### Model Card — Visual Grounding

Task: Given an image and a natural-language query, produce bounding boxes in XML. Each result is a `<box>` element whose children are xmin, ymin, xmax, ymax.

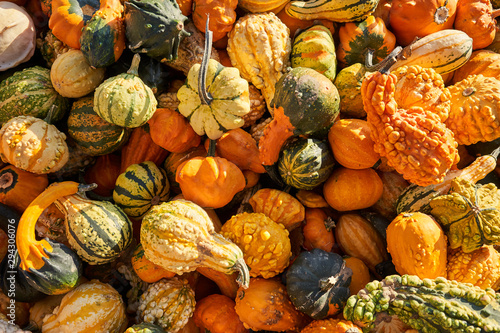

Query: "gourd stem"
<box><xmin>365</xmin><ymin>46</ymin><xmax>403</xmax><ymax>73</ymax></box>
<box><xmin>44</xmin><ymin>105</ymin><xmax>59</xmax><ymax>124</ymax></box>
<box><xmin>234</xmin><ymin>258</ymin><xmax>250</xmax><ymax>289</ymax></box>
<box><xmin>489</xmin><ymin>145</ymin><xmax>500</xmax><ymax>160</ymax></box>
<box><xmin>198</xmin><ymin>15</ymin><xmax>213</xmax><ymax>106</ymax></box>
<box><xmin>319</xmin><ymin>276</ymin><xmax>337</xmax><ymax>292</ymax></box>
<box><xmin>493</xmin><ymin>8</ymin><xmax>500</xmax><ymax>19</ymax></box>
<box><xmin>127</xmin><ymin>53</ymin><xmax>141</xmax><ymax>76</ymax></box>
<box><xmin>207</xmin><ymin>139</ymin><xmax>217</xmax><ymax>157</ymax></box>
<box><xmin>78</xmin><ymin>183</ymin><xmax>98</xmax><ymax>194</ymax></box>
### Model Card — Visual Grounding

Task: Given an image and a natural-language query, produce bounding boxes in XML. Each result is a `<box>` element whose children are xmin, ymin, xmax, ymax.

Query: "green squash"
<box><xmin>67</xmin><ymin>96</ymin><xmax>130</xmax><ymax>156</ymax></box>
<box><xmin>334</xmin><ymin>63</ymin><xmax>371</xmax><ymax>118</ymax></box>
<box><xmin>278</xmin><ymin>137</ymin><xmax>335</xmax><ymax>190</ymax></box>
<box><xmin>286</xmin><ymin>248</ymin><xmax>352</xmax><ymax>319</ymax></box>
<box><xmin>113</xmin><ymin>161</ymin><xmax>170</xmax><ymax>219</ymax></box>
<box><xmin>0</xmin><ymin>66</ymin><xmax>69</xmax><ymax>124</ymax></box>
<box><xmin>94</xmin><ymin>54</ymin><xmax>157</xmax><ymax>128</ymax></box>
<box><xmin>123</xmin><ymin>0</ymin><xmax>190</xmax><ymax>61</ymax></box>
<box><xmin>291</xmin><ymin>24</ymin><xmax>337</xmax><ymax>81</ymax></box>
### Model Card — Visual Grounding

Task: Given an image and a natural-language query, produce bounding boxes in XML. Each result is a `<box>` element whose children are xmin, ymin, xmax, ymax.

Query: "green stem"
<box><xmin>198</xmin><ymin>15</ymin><xmax>213</xmax><ymax>106</ymax></box>
<box><xmin>207</xmin><ymin>139</ymin><xmax>217</xmax><ymax>157</ymax></box>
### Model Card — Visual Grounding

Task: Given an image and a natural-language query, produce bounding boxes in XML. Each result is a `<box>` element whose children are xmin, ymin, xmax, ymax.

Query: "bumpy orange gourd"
<box><xmin>192</xmin><ymin>0</ymin><xmax>238</xmax><ymax>42</ymax></box>
<box><xmin>454</xmin><ymin>0</ymin><xmax>500</xmax><ymax>50</ymax></box>
<box><xmin>362</xmin><ymin>60</ymin><xmax>459</xmax><ymax>186</ymax></box>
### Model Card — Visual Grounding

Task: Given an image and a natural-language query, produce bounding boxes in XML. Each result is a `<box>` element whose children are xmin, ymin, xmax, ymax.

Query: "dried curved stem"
<box><xmin>198</xmin><ymin>15</ymin><xmax>213</xmax><ymax>106</ymax></box>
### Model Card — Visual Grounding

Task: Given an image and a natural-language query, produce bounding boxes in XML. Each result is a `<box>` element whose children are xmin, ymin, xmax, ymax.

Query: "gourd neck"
<box><xmin>493</xmin><ymin>8</ymin><xmax>500</xmax><ymax>19</ymax></box>
<box><xmin>234</xmin><ymin>258</ymin><xmax>250</xmax><ymax>289</ymax></box>
<box><xmin>127</xmin><ymin>53</ymin><xmax>141</xmax><ymax>76</ymax></box>
<box><xmin>198</xmin><ymin>16</ymin><xmax>213</xmax><ymax>106</ymax></box>
<box><xmin>365</xmin><ymin>46</ymin><xmax>403</xmax><ymax>74</ymax></box>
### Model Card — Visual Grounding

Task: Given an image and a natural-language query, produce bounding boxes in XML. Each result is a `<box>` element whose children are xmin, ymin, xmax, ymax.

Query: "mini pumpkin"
<box><xmin>192</xmin><ymin>0</ymin><xmax>238</xmax><ymax>42</ymax></box>
<box><xmin>193</xmin><ymin>294</ymin><xmax>247</xmax><ymax>333</ymax></box>
<box><xmin>454</xmin><ymin>0</ymin><xmax>500</xmax><ymax>49</ymax></box>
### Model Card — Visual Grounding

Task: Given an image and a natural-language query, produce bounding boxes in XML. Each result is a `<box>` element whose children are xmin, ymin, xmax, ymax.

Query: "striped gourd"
<box><xmin>0</xmin><ymin>66</ymin><xmax>69</xmax><ymax>124</ymax></box>
<box><xmin>285</xmin><ymin>0</ymin><xmax>379</xmax><ymax>22</ymax></box>
<box><xmin>278</xmin><ymin>137</ymin><xmax>335</xmax><ymax>190</ymax></box>
<box><xmin>113</xmin><ymin>161</ymin><xmax>170</xmax><ymax>219</ymax></box>
<box><xmin>238</xmin><ymin>0</ymin><xmax>290</xmax><ymax>12</ymax></box>
<box><xmin>42</xmin><ymin>280</ymin><xmax>128</xmax><ymax>333</ymax></box>
<box><xmin>67</xmin><ymin>96</ymin><xmax>129</xmax><ymax>156</ymax></box>
<box><xmin>388</xmin><ymin>29</ymin><xmax>473</xmax><ymax>74</ymax></box>
<box><xmin>55</xmin><ymin>192</ymin><xmax>133</xmax><ymax>265</ymax></box>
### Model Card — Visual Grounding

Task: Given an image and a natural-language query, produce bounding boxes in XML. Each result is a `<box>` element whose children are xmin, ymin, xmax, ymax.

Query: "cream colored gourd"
<box><xmin>50</xmin><ymin>50</ymin><xmax>106</xmax><ymax>98</ymax></box>
<box><xmin>0</xmin><ymin>116</ymin><xmax>69</xmax><ymax>174</ymax></box>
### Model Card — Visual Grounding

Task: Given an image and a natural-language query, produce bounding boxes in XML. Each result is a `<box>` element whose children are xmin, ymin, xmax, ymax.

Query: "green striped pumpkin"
<box><xmin>94</xmin><ymin>54</ymin><xmax>157</xmax><ymax>128</ymax></box>
<box><xmin>67</xmin><ymin>96</ymin><xmax>129</xmax><ymax>156</ymax></box>
<box><xmin>113</xmin><ymin>161</ymin><xmax>170</xmax><ymax>219</ymax></box>
<box><xmin>286</xmin><ymin>0</ymin><xmax>378</xmax><ymax>22</ymax></box>
<box><xmin>278</xmin><ymin>137</ymin><xmax>335</xmax><ymax>190</ymax></box>
<box><xmin>56</xmin><ymin>193</ymin><xmax>133</xmax><ymax>265</ymax></box>
<box><xmin>0</xmin><ymin>66</ymin><xmax>69</xmax><ymax>124</ymax></box>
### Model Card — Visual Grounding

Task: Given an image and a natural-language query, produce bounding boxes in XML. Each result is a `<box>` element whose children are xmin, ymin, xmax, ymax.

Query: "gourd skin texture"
<box><xmin>221</xmin><ymin>212</ymin><xmax>292</xmax><ymax>279</ymax></box>
<box><xmin>344</xmin><ymin>274</ymin><xmax>500</xmax><ymax>332</ymax></box>
<box><xmin>177</xmin><ymin>59</ymin><xmax>250</xmax><ymax>140</ymax></box>
<box><xmin>452</xmin><ymin>50</ymin><xmax>500</xmax><ymax>84</ymax></box>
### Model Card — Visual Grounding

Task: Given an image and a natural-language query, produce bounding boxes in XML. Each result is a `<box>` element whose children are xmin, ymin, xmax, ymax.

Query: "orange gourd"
<box><xmin>454</xmin><ymin>0</ymin><xmax>500</xmax><ymax>49</ymax></box>
<box><xmin>131</xmin><ymin>243</ymin><xmax>176</xmax><ymax>283</ymax></box>
<box><xmin>343</xmin><ymin>256</ymin><xmax>371</xmax><ymax>295</ymax></box>
<box><xmin>302</xmin><ymin>208</ymin><xmax>335</xmax><ymax>252</ymax></box>
<box><xmin>192</xmin><ymin>0</ymin><xmax>238</xmax><ymax>42</ymax></box>
<box><xmin>193</xmin><ymin>294</ymin><xmax>247</xmax><ymax>333</ymax></box>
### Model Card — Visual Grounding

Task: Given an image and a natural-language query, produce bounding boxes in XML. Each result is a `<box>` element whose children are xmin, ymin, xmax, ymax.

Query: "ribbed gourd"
<box><xmin>94</xmin><ymin>54</ymin><xmax>157</xmax><ymax>128</ymax></box>
<box><xmin>220</xmin><ymin>212</ymin><xmax>292</xmax><ymax>279</ymax></box>
<box><xmin>285</xmin><ymin>0</ymin><xmax>379</xmax><ymax>22</ymax></box>
<box><xmin>344</xmin><ymin>274</ymin><xmax>500</xmax><ymax>332</ymax></box>
<box><xmin>137</xmin><ymin>277</ymin><xmax>196</xmax><ymax>332</ymax></box>
<box><xmin>113</xmin><ymin>161</ymin><xmax>170</xmax><ymax>219</ymax></box>
<box><xmin>140</xmin><ymin>200</ymin><xmax>250</xmax><ymax>288</ymax></box>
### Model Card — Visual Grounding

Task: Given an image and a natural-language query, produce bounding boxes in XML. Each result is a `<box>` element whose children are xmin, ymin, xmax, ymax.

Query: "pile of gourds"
<box><xmin>1</xmin><ymin>0</ymin><xmax>500</xmax><ymax>331</ymax></box>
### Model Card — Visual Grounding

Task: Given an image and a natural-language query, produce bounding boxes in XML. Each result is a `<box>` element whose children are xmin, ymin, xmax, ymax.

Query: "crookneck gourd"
<box><xmin>17</xmin><ymin>181</ymin><xmax>86</xmax><ymax>295</ymax></box>
<box><xmin>361</xmin><ymin>48</ymin><xmax>459</xmax><ymax>186</ymax></box>
<box><xmin>344</xmin><ymin>274</ymin><xmax>500</xmax><ymax>332</ymax></box>
<box><xmin>140</xmin><ymin>199</ymin><xmax>250</xmax><ymax>288</ymax></box>
<box><xmin>430</xmin><ymin>177</ymin><xmax>500</xmax><ymax>253</ymax></box>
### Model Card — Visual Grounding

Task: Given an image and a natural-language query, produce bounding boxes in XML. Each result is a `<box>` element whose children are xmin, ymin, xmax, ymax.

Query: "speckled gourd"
<box><xmin>227</xmin><ymin>12</ymin><xmax>292</xmax><ymax>113</ymax></box>
<box><xmin>0</xmin><ymin>116</ymin><xmax>69</xmax><ymax>174</ymax></box>
<box><xmin>220</xmin><ymin>212</ymin><xmax>292</xmax><ymax>279</ymax></box>
<box><xmin>343</xmin><ymin>274</ymin><xmax>500</xmax><ymax>332</ymax></box>
<box><xmin>137</xmin><ymin>277</ymin><xmax>196</xmax><ymax>332</ymax></box>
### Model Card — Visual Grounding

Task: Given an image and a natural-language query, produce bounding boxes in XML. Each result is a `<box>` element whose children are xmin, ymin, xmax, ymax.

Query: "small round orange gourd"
<box><xmin>193</xmin><ymin>294</ymin><xmax>247</xmax><ymax>333</ymax></box>
<box><xmin>300</xmin><ymin>318</ymin><xmax>362</xmax><ymax>333</ymax></box>
<box><xmin>302</xmin><ymin>208</ymin><xmax>335</xmax><ymax>252</ymax></box>
<box><xmin>343</xmin><ymin>256</ymin><xmax>371</xmax><ymax>295</ymax></box>
<box><xmin>131</xmin><ymin>243</ymin><xmax>176</xmax><ymax>283</ymax></box>
<box><xmin>192</xmin><ymin>0</ymin><xmax>238</xmax><ymax>42</ymax></box>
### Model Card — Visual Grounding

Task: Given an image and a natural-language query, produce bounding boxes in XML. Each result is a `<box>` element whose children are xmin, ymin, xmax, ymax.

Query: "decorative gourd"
<box><xmin>240</xmin><ymin>85</ymin><xmax>267</xmax><ymax>128</ymax></box>
<box><xmin>372</xmin><ymin>171</ymin><xmax>410</xmax><ymax>220</ymax></box>
<box><xmin>125</xmin><ymin>323</ymin><xmax>166</xmax><ymax>333</ymax></box>
<box><xmin>328</xmin><ymin>118</ymin><xmax>380</xmax><ymax>169</ymax></box>
<box><xmin>388</xmin><ymin>29</ymin><xmax>473</xmax><ymax>75</ymax></box>
<box><xmin>389</xmin><ymin>0</ymin><xmax>457</xmax><ymax>46</ymax></box>
<box><xmin>138</xmin><ymin>277</ymin><xmax>195</xmax><ymax>332</ymax></box>
<box><xmin>83</xmin><ymin>153</ymin><xmax>121</xmax><ymax>197</ymax></box>
<box><xmin>176</xmin><ymin>0</ymin><xmax>192</xmax><ymax>16</ymax></box>
<box><xmin>447</xmin><ymin>245</ymin><xmax>500</xmax><ymax>290</ymax></box>
<box><xmin>323</xmin><ymin>167</ymin><xmax>383</xmax><ymax>211</ymax></box>
<box><xmin>277</xmin><ymin>137</ymin><xmax>335</xmax><ymax>190</ymax></box>
<box><xmin>94</xmin><ymin>54</ymin><xmax>157</xmax><ymax>128</ymax></box>
<box><xmin>79</xmin><ymin>0</ymin><xmax>126</xmax><ymax>68</ymax></box>
<box><xmin>131</xmin><ymin>243</ymin><xmax>175</xmax><ymax>283</ymax></box>
<box><xmin>337</xmin><ymin>15</ymin><xmax>396</xmax><ymax>68</ymax></box>
<box><xmin>344</xmin><ymin>274</ymin><xmax>500</xmax><ymax>332</ymax></box>
<box><xmin>42</xmin><ymin>280</ymin><xmax>128</xmax><ymax>333</ymax></box>
<box><xmin>193</xmin><ymin>294</ymin><xmax>247</xmax><ymax>333</ymax></box>
<box><xmin>148</xmin><ymin>108</ymin><xmax>201</xmax><ymax>154</ymax></box>
<box><xmin>221</xmin><ymin>212</ymin><xmax>292</xmax><ymax>278</ymax></box>
<box><xmin>291</xmin><ymin>24</ymin><xmax>337</xmax><ymax>81</ymax></box>
<box><xmin>362</xmin><ymin>50</ymin><xmax>459</xmax><ymax>186</ymax></box>
<box><xmin>335</xmin><ymin>213</ymin><xmax>389</xmax><ymax>273</ymax></box>
<box><xmin>163</xmin><ymin>145</ymin><xmax>206</xmax><ymax>194</ymax></box>
<box><xmin>452</xmin><ymin>50</ymin><xmax>500</xmax><ymax>84</ymax></box>
<box><xmin>454</xmin><ymin>0</ymin><xmax>500</xmax><ymax>50</ymax></box>
<box><xmin>37</xmin><ymin>30</ymin><xmax>70</xmax><ymax>67</ymax></box>
<box><xmin>300</xmin><ymin>319</ymin><xmax>362</xmax><ymax>333</ymax></box>
<box><xmin>276</xmin><ymin>6</ymin><xmax>336</xmax><ymax>37</ymax></box>
<box><xmin>0</xmin><ymin>66</ymin><xmax>69</xmax><ymax>124</ymax></box>
<box><xmin>234</xmin><ymin>277</ymin><xmax>309</xmax><ymax>332</ymax></box>
<box><xmin>196</xmin><ymin>266</ymin><xmax>240</xmax><ymax>299</ymax></box>
<box><xmin>192</xmin><ymin>0</ymin><xmax>238</xmax><ymax>42</ymax></box>
<box><xmin>285</xmin><ymin>0</ymin><xmax>379</xmax><ymax>22</ymax></box>
<box><xmin>238</xmin><ymin>0</ymin><xmax>291</xmax><ymax>13</ymax></box>
<box><xmin>0</xmin><ymin>165</ymin><xmax>48</xmax><ymax>213</ymax></box>
<box><xmin>113</xmin><ymin>161</ymin><xmax>170</xmax><ymax>219</ymax></box>
<box><xmin>227</xmin><ymin>12</ymin><xmax>291</xmax><ymax>112</ymax></box>
<box><xmin>249</xmin><ymin>188</ymin><xmax>305</xmax><ymax>231</ymax></box>
<box><xmin>120</xmin><ymin>125</ymin><xmax>169</xmax><ymax>174</ymax></box>
<box><xmin>176</xmin><ymin>156</ymin><xmax>246</xmax><ymax>209</ymax></box>
<box><xmin>295</xmin><ymin>190</ymin><xmax>329</xmax><ymax>208</ymax></box>
<box><xmin>344</xmin><ymin>256</ymin><xmax>371</xmax><ymax>296</ymax></box>
<box><xmin>28</xmin><ymin>294</ymin><xmax>65</xmax><ymax>331</ymax></box>
<box><xmin>68</xmin><ymin>96</ymin><xmax>129</xmax><ymax>156</ymax></box>
<box><xmin>17</xmin><ymin>182</ymin><xmax>84</xmax><ymax>295</ymax></box>
<box><xmin>0</xmin><ymin>2</ymin><xmax>36</xmax><ymax>71</ymax></box>
<box><xmin>258</xmin><ymin>66</ymin><xmax>340</xmax><ymax>167</ymax></box>
<box><xmin>124</xmin><ymin>0</ymin><xmax>190</xmax><ymax>61</ymax></box>
<box><xmin>140</xmin><ymin>200</ymin><xmax>250</xmax><ymax>288</ymax></box>
<box><xmin>0</xmin><ymin>116</ymin><xmax>69</xmax><ymax>174</ymax></box>
<box><xmin>334</xmin><ymin>63</ymin><xmax>371</xmax><ymax>118</ymax></box>
<box><xmin>55</xmin><ymin>189</ymin><xmax>133</xmax><ymax>265</ymax></box>
<box><xmin>386</xmin><ymin>212</ymin><xmax>448</xmax><ymax>279</ymax></box>
<box><xmin>430</xmin><ymin>177</ymin><xmax>500</xmax><ymax>253</ymax></box>
<box><xmin>445</xmin><ymin>74</ymin><xmax>500</xmax><ymax>145</ymax></box>
<box><xmin>302</xmin><ymin>208</ymin><xmax>335</xmax><ymax>252</ymax></box>
<box><xmin>286</xmin><ymin>248</ymin><xmax>352</xmax><ymax>319</ymax></box>
<box><xmin>209</xmin><ymin>128</ymin><xmax>265</xmax><ymax>173</ymax></box>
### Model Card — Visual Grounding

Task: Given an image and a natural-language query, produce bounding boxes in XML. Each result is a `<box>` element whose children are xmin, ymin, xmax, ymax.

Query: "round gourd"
<box><xmin>67</xmin><ymin>96</ymin><xmax>129</xmax><ymax>156</ymax></box>
<box><xmin>334</xmin><ymin>63</ymin><xmax>371</xmax><ymax>118</ymax></box>
<box><xmin>50</xmin><ymin>49</ymin><xmax>106</xmax><ymax>98</ymax></box>
<box><xmin>193</xmin><ymin>294</ymin><xmax>247</xmax><ymax>333</ymax></box>
<box><xmin>301</xmin><ymin>319</ymin><xmax>362</xmax><ymax>333</ymax></box>
<box><xmin>278</xmin><ymin>137</ymin><xmax>335</xmax><ymax>190</ymax></box>
<box><xmin>125</xmin><ymin>323</ymin><xmax>166</xmax><ymax>333</ymax></box>
<box><xmin>113</xmin><ymin>161</ymin><xmax>170</xmax><ymax>219</ymax></box>
<box><xmin>94</xmin><ymin>54</ymin><xmax>157</xmax><ymax>128</ymax></box>
<box><xmin>0</xmin><ymin>66</ymin><xmax>69</xmax><ymax>124</ymax></box>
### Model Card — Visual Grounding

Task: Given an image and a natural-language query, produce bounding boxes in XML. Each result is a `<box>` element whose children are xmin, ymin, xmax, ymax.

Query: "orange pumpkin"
<box><xmin>302</xmin><ymin>208</ymin><xmax>335</xmax><ymax>252</ymax></box>
<box><xmin>300</xmin><ymin>318</ymin><xmax>362</xmax><ymax>333</ymax></box>
<box><xmin>163</xmin><ymin>145</ymin><xmax>207</xmax><ymax>194</ymax></box>
<box><xmin>176</xmin><ymin>0</ymin><xmax>193</xmax><ymax>16</ymax></box>
<box><xmin>193</xmin><ymin>294</ymin><xmax>247</xmax><ymax>333</ymax></box>
<box><xmin>343</xmin><ymin>256</ymin><xmax>371</xmax><ymax>295</ymax></box>
<box><xmin>454</xmin><ymin>0</ymin><xmax>500</xmax><ymax>49</ymax></box>
<box><xmin>192</xmin><ymin>0</ymin><xmax>238</xmax><ymax>42</ymax></box>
